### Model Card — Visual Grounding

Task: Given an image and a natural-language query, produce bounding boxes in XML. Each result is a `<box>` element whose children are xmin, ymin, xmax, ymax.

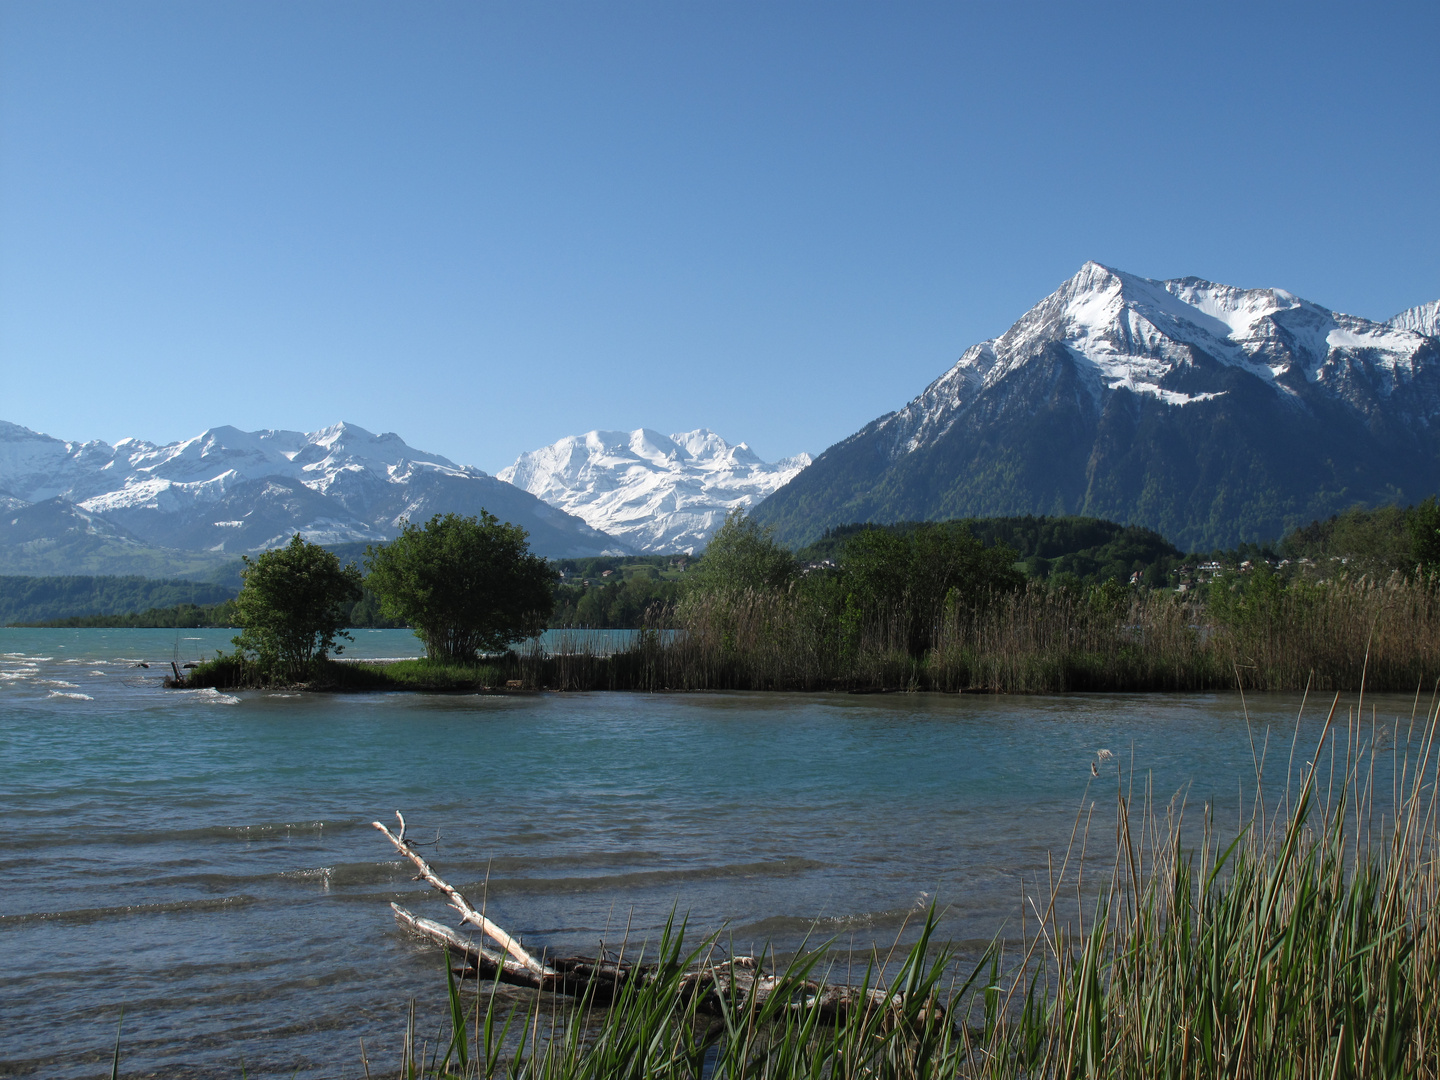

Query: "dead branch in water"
<box><xmin>374</xmin><ymin>811</ymin><xmax>920</xmax><ymax>1021</ymax></box>
<box><xmin>373</xmin><ymin>812</ymin><xmax>552</xmax><ymax>978</ymax></box>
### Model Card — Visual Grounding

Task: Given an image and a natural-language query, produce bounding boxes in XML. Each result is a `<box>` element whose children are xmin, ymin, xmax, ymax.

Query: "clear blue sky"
<box><xmin>2</xmin><ymin>1</ymin><xmax>1436</xmax><ymax>473</ymax></box>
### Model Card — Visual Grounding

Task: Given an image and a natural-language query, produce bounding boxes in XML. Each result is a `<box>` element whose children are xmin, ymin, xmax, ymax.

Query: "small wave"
<box><xmin>279</xmin><ymin>866</ymin><xmax>336</xmax><ymax>891</ymax></box>
<box><xmin>461</xmin><ymin>858</ymin><xmax>828</xmax><ymax>897</ymax></box>
<box><xmin>0</xmin><ymin>894</ymin><xmax>257</xmax><ymax>926</ymax></box>
<box><xmin>36</xmin><ymin>680</ymin><xmax>79</xmax><ymax>688</ymax></box>
<box><xmin>267</xmin><ymin>692</ymin><xmax>302</xmax><ymax>698</ymax></box>
<box><xmin>0</xmin><ymin>819</ymin><xmax>349</xmax><ymax>852</ymax></box>
<box><xmin>323</xmin><ymin>860</ymin><xmax>411</xmax><ymax>887</ymax></box>
<box><xmin>731</xmin><ymin>905</ymin><xmax>927</xmax><ymax>940</ymax></box>
<box><xmin>87</xmin><ymin>669</ymin><xmax>107</xmax><ymax>676</ymax></box>
<box><xmin>46</xmin><ymin>691</ymin><xmax>94</xmax><ymax>701</ymax></box>
<box><xmin>182</xmin><ymin>687</ymin><xmax>241</xmax><ymax>704</ymax></box>
<box><xmin>176</xmin><ymin>819</ymin><xmax>335</xmax><ymax>842</ymax></box>
<box><xmin>0</xmin><ymin>671</ymin><xmax>32</xmax><ymax>681</ymax></box>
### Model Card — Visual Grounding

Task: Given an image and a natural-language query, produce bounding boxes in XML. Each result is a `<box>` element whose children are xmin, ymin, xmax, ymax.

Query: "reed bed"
<box><xmin>496</xmin><ymin>574</ymin><xmax>1440</xmax><ymax>694</ymax></box>
<box><xmin>389</xmin><ymin>689</ymin><xmax>1440</xmax><ymax>1079</ymax></box>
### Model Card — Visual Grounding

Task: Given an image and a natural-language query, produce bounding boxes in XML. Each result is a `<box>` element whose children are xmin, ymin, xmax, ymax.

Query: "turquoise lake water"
<box><xmin>0</xmin><ymin>627</ymin><xmax>1414</xmax><ymax>1077</ymax></box>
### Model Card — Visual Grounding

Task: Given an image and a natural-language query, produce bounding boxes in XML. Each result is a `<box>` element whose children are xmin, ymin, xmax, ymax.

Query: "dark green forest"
<box><xmin>798</xmin><ymin>515</ymin><xmax>1186</xmax><ymax>587</ymax></box>
<box><xmin>0</xmin><ymin>575</ymin><xmax>237</xmax><ymax>626</ymax></box>
<box><xmin>8</xmin><ymin>503</ymin><xmax>1439</xmax><ymax>629</ymax></box>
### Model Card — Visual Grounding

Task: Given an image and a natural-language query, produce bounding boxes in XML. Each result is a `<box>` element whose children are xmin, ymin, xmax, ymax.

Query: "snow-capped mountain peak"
<box><xmin>879</xmin><ymin>262</ymin><xmax>1435</xmax><ymax>458</ymax></box>
<box><xmin>751</xmin><ymin>262</ymin><xmax>1440</xmax><ymax>552</ymax></box>
<box><xmin>499</xmin><ymin>428</ymin><xmax>811</xmax><ymax>553</ymax></box>
<box><xmin>100</xmin><ymin>421</ymin><xmax>482</xmax><ymax>503</ymax></box>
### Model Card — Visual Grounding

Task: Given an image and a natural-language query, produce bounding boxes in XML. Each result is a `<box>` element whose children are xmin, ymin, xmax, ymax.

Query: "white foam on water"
<box><xmin>185</xmin><ymin>687</ymin><xmax>241</xmax><ymax>705</ymax></box>
<box><xmin>36</xmin><ymin>680</ymin><xmax>79</xmax><ymax>688</ymax></box>
<box><xmin>46</xmin><ymin>691</ymin><xmax>94</xmax><ymax>701</ymax></box>
<box><xmin>87</xmin><ymin>670</ymin><xmax>107</xmax><ymax>676</ymax></box>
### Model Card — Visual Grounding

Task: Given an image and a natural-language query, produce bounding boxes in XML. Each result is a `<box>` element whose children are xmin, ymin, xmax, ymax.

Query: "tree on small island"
<box><xmin>364</xmin><ymin>511</ymin><xmax>557</xmax><ymax>662</ymax></box>
<box><xmin>232</xmin><ymin>534</ymin><xmax>363</xmax><ymax>680</ymax></box>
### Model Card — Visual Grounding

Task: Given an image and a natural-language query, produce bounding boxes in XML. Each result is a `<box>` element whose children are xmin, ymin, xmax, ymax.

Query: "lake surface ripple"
<box><xmin>0</xmin><ymin>628</ymin><xmax>1408</xmax><ymax>1077</ymax></box>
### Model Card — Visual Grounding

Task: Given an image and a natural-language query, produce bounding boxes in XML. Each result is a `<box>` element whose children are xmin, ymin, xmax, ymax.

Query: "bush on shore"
<box><xmin>184</xmin><ymin>655</ymin><xmax>509</xmax><ymax>692</ymax></box>
<box><xmin>364</xmin><ymin>512</ymin><xmax>557</xmax><ymax>663</ymax></box>
<box><xmin>231</xmin><ymin>534</ymin><xmax>363</xmax><ymax>681</ymax></box>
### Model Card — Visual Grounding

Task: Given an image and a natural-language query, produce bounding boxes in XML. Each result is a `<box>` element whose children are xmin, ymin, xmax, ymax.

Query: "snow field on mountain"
<box><xmin>499</xmin><ymin>428</ymin><xmax>811</xmax><ymax>553</ymax></box>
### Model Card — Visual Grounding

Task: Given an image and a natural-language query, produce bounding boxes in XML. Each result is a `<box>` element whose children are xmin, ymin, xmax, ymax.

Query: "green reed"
<box><xmin>392</xmin><ymin>690</ymin><xmax>1440</xmax><ymax>1079</ymax></box>
<box><xmin>532</xmin><ymin>573</ymin><xmax>1440</xmax><ymax>693</ymax></box>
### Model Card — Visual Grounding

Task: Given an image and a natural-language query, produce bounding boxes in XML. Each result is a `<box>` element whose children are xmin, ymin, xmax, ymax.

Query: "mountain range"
<box><xmin>0</xmin><ymin>421</ymin><xmax>624</xmax><ymax>575</ymax></box>
<box><xmin>499</xmin><ymin>429</ymin><xmax>810</xmax><ymax>553</ymax></box>
<box><xmin>752</xmin><ymin>263</ymin><xmax>1440</xmax><ymax>550</ymax></box>
<box><xmin>6</xmin><ymin>263</ymin><xmax>1438</xmax><ymax>575</ymax></box>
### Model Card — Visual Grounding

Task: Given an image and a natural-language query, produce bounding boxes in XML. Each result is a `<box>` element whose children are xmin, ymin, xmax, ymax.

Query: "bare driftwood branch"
<box><xmin>377</xmin><ymin>812</ymin><xmax>927</xmax><ymax>1022</ymax></box>
<box><xmin>373</xmin><ymin>812</ymin><xmax>554</xmax><ymax>978</ymax></box>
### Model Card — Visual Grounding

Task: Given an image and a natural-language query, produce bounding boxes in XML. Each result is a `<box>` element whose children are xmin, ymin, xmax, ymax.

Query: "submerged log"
<box><xmin>375</xmin><ymin>812</ymin><xmax>923</xmax><ymax>1022</ymax></box>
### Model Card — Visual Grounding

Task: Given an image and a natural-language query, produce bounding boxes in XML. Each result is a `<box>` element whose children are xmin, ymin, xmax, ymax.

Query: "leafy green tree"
<box><xmin>689</xmin><ymin>510</ymin><xmax>796</xmax><ymax>595</ymax></box>
<box><xmin>839</xmin><ymin>522</ymin><xmax>1022</xmax><ymax>655</ymax></box>
<box><xmin>1407</xmin><ymin>497</ymin><xmax>1440</xmax><ymax>571</ymax></box>
<box><xmin>1282</xmin><ymin>504</ymin><xmax>1414</xmax><ymax>573</ymax></box>
<box><xmin>364</xmin><ymin>512</ymin><xmax>557</xmax><ymax>662</ymax></box>
<box><xmin>232</xmin><ymin>534</ymin><xmax>363</xmax><ymax>680</ymax></box>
